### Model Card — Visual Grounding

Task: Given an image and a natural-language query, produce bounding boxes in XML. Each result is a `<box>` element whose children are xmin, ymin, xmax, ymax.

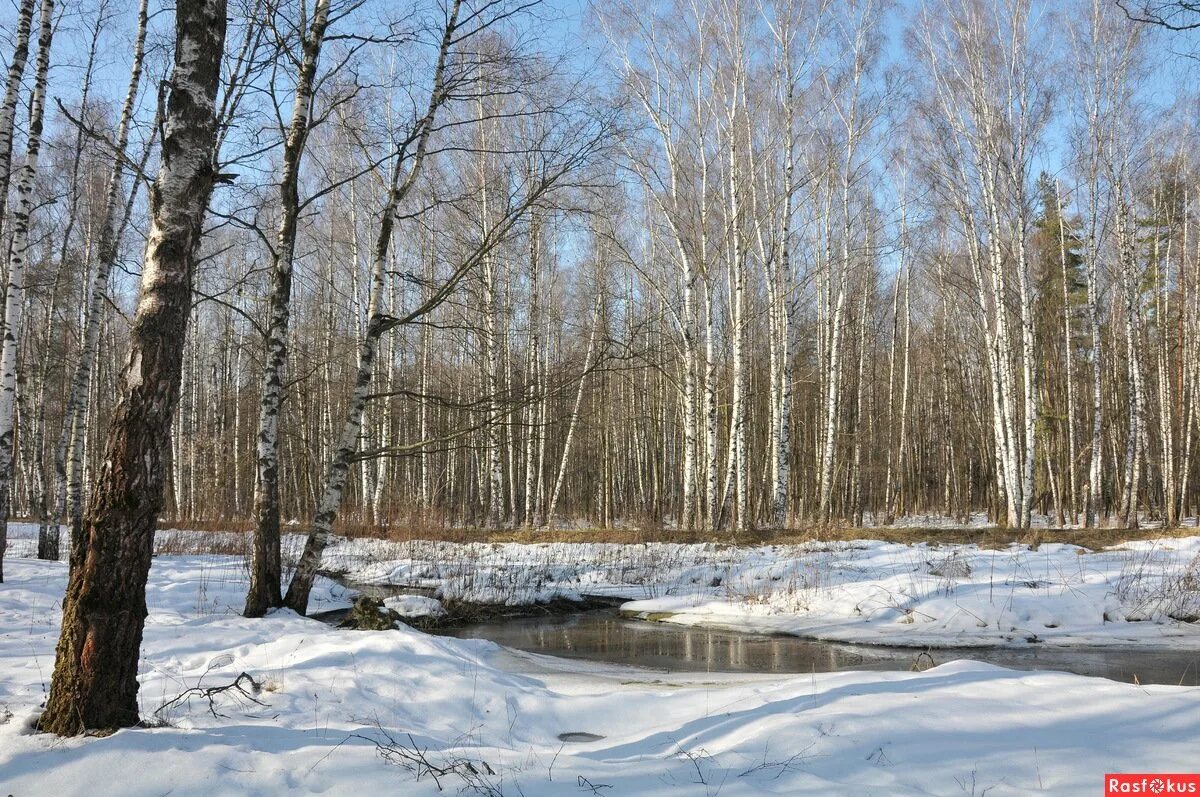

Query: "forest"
<box><xmin>0</xmin><ymin>1</ymin><xmax>1199</xmax><ymax>791</ymax></box>
<box><xmin>0</xmin><ymin>0</ymin><xmax>1197</xmax><ymax>561</ymax></box>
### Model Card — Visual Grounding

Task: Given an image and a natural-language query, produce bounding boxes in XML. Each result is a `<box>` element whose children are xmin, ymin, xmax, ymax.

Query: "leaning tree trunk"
<box><xmin>283</xmin><ymin>0</ymin><xmax>462</xmax><ymax>614</ymax></box>
<box><xmin>40</xmin><ymin>0</ymin><xmax>226</xmax><ymax>735</ymax></box>
<box><xmin>284</xmin><ymin>313</ymin><xmax>394</xmax><ymax>614</ymax></box>
<box><xmin>245</xmin><ymin>0</ymin><xmax>332</xmax><ymax>618</ymax></box>
<box><xmin>0</xmin><ymin>0</ymin><xmax>53</xmax><ymax>583</ymax></box>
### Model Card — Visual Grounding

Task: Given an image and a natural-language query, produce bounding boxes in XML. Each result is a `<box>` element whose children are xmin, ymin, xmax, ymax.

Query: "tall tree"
<box><xmin>282</xmin><ymin>0</ymin><xmax>464</xmax><ymax>613</ymax></box>
<box><xmin>244</xmin><ymin>0</ymin><xmax>334</xmax><ymax>618</ymax></box>
<box><xmin>0</xmin><ymin>0</ymin><xmax>36</xmax><ymax>235</ymax></box>
<box><xmin>40</xmin><ymin>0</ymin><xmax>227</xmax><ymax>735</ymax></box>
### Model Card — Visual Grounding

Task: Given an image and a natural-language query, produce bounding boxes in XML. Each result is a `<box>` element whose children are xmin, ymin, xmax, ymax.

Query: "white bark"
<box><xmin>0</xmin><ymin>0</ymin><xmax>52</xmax><ymax>581</ymax></box>
<box><xmin>245</xmin><ymin>0</ymin><xmax>332</xmax><ymax>616</ymax></box>
<box><xmin>0</xmin><ymin>0</ymin><xmax>36</xmax><ymax>234</ymax></box>
<box><xmin>1056</xmin><ymin>180</ymin><xmax>1080</xmax><ymax>524</ymax></box>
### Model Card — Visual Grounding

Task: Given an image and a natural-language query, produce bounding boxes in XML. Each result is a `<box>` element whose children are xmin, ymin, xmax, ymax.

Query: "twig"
<box><xmin>154</xmin><ymin>670</ymin><xmax>266</xmax><ymax>721</ymax></box>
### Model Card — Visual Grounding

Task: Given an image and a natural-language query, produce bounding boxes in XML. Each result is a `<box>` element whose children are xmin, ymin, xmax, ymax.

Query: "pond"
<box><xmin>433</xmin><ymin>608</ymin><xmax>1200</xmax><ymax>687</ymax></box>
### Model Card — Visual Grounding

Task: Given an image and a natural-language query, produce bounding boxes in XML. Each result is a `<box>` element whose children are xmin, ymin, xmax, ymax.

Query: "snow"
<box><xmin>383</xmin><ymin>594</ymin><xmax>446</xmax><ymax>618</ymax></box>
<box><xmin>8</xmin><ymin>522</ymin><xmax>1200</xmax><ymax>642</ymax></box>
<box><xmin>860</xmin><ymin>512</ymin><xmax>1200</xmax><ymax>530</ymax></box>
<box><xmin>620</xmin><ymin>538</ymin><xmax>1200</xmax><ymax>648</ymax></box>
<box><xmin>2</xmin><ymin>553</ymin><xmax>1199</xmax><ymax>795</ymax></box>
<box><xmin>258</xmin><ymin>529</ymin><xmax>1200</xmax><ymax>647</ymax></box>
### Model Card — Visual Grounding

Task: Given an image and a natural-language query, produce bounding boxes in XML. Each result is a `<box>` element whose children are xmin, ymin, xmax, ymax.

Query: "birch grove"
<box><xmin>1</xmin><ymin>0</ymin><xmax>1200</xmax><ymax>601</ymax></box>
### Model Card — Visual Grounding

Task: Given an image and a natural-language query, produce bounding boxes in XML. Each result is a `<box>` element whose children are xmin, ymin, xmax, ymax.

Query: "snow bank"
<box><xmin>2</xmin><ymin>556</ymin><xmax>1198</xmax><ymax>795</ymax></box>
<box><xmin>621</xmin><ymin>539</ymin><xmax>1200</xmax><ymax>647</ymax></box>
<box><xmin>383</xmin><ymin>594</ymin><xmax>446</xmax><ymax>618</ymax></box>
<box><xmin>292</xmin><ymin>532</ymin><xmax>1200</xmax><ymax>648</ymax></box>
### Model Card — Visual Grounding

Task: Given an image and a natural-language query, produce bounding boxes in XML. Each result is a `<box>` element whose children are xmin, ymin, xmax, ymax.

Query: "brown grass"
<box><xmin>135</xmin><ymin>517</ymin><xmax>1200</xmax><ymax>552</ymax></box>
<box><xmin>760</xmin><ymin>524</ymin><xmax>1198</xmax><ymax>551</ymax></box>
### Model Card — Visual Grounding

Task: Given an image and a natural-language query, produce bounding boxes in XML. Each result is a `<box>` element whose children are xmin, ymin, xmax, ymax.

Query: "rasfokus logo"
<box><xmin>1106</xmin><ymin>774</ymin><xmax>1200</xmax><ymax>795</ymax></box>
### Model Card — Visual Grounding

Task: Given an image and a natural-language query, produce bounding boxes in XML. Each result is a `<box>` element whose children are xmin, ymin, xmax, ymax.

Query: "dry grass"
<box><xmin>12</xmin><ymin>512</ymin><xmax>1190</xmax><ymax>551</ymax></box>
<box><xmin>154</xmin><ymin>528</ymin><xmax>249</xmax><ymax>556</ymax></box>
<box><xmin>760</xmin><ymin>525</ymin><xmax>1200</xmax><ymax>551</ymax></box>
<box><xmin>135</xmin><ymin>517</ymin><xmax>1200</xmax><ymax>552</ymax></box>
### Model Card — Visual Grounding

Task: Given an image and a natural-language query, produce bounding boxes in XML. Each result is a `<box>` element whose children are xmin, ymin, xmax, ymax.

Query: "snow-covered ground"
<box><xmin>9</xmin><ymin>523</ymin><xmax>1200</xmax><ymax>647</ymax></box>
<box><xmin>293</xmin><ymin>532</ymin><xmax>1200</xmax><ymax>648</ymax></box>
<box><xmin>2</xmin><ymin>553</ymin><xmax>1199</xmax><ymax>795</ymax></box>
<box><xmin>620</xmin><ymin>538</ymin><xmax>1200</xmax><ymax>648</ymax></box>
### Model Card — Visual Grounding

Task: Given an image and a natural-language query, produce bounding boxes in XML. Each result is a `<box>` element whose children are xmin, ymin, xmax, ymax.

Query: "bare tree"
<box><xmin>0</xmin><ymin>0</ymin><xmax>36</xmax><ymax>235</ymax></box>
<box><xmin>244</xmin><ymin>0</ymin><xmax>335</xmax><ymax>617</ymax></box>
<box><xmin>44</xmin><ymin>0</ymin><xmax>153</xmax><ymax>563</ymax></box>
<box><xmin>1117</xmin><ymin>0</ymin><xmax>1200</xmax><ymax>29</ymax></box>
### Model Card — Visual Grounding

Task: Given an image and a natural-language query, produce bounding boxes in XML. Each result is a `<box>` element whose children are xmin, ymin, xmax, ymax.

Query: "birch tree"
<box><xmin>282</xmin><ymin>4</ymin><xmax>608</xmax><ymax>612</ymax></box>
<box><xmin>244</xmin><ymin>0</ymin><xmax>334</xmax><ymax>617</ymax></box>
<box><xmin>0</xmin><ymin>0</ymin><xmax>36</xmax><ymax>237</ymax></box>
<box><xmin>41</xmin><ymin>0</ymin><xmax>227</xmax><ymax>734</ymax></box>
<box><xmin>43</xmin><ymin>0</ymin><xmax>152</xmax><ymax>563</ymax></box>
<box><xmin>913</xmin><ymin>0</ymin><xmax>1049</xmax><ymax>528</ymax></box>
<box><xmin>1067</xmin><ymin>0</ymin><xmax>1146</xmax><ymax>526</ymax></box>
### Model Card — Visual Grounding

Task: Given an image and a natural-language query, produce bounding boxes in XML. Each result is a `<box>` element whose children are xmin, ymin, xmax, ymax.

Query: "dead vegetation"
<box><xmin>358</xmin><ymin>726</ymin><xmax>502</xmax><ymax>796</ymax></box>
<box><xmin>153</xmin><ymin>667</ymin><xmax>266</xmax><ymax>723</ymax></box>
<box><xmin>135</xmin><ymin>519</ymin><xmax>1200</xmax><ymax>554</ymax></box>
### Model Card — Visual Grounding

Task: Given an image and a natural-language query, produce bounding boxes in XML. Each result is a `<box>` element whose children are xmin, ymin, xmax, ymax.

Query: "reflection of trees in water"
<box><xmin>437</xmin><ymin>611</ymin><xmax>1200</xmax><ymax>686</ymax></box>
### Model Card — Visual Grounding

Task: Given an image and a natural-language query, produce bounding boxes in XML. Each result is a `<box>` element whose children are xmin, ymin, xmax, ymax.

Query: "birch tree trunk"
<box><xmin>728</xmin><ymin>135</ymin><xmax>749</xmax><ymax>533</ymax></box>
<box><xmin>894</xmin><ymin>257</ymin><xmax>912</xmax><ymax>519</ymax></box>
<box><xmin>284</xmin><ymin>313</ymin><xmax>393</xmax><ymax>613</ymax></box>
<box><xmin>0</xmin><ymin>0</ymin><xmax>35</xmax><ymax>235</ymax></box>
<box><xmin>1056</xmin><ymin>180</ymin><xmax>1080</xmax><ymax>524</ymax></box>
<box><xmin>41</xmin><ymin>0</ymin><xmax>226</xmax><ymax>734</ymax></box>
<box><xmin>282</xmin><ymin>0</ymin><xmax>536</xmax><ymax>612</ymax></box>
<box><xmin>543</xmin><ymin>295</ymin><xmax>603</xmax><ymax>528</ymax></box>
<box><xmin>478</xmin><ymin>102</ymin><xmax>504</xmax><ymax>529</ymax></box>
<box><xmin>522</xmin><ymin>216</ymin><xmax>541</xmax><ymax>528</ymax></box>
<box><xmin>245</xmin><ymin>0</ymin><xmax>332</xmax><ymax>618</ymax></box>
<box><xmin>1015</xmin><ymin>201</ymin><xmax>1038</xmax><ymax>530</ymax></box>
<box><xmin>704</xmin><ymin>284</ymin><xmax>718</xmax><ymax>529</ymax></box>
<box><xmin>883</xmin><ymin>258</ymin><xmax>902</xmax><ymax>523</ymax></box>
<box><xmin>1084</xmin><ymin>214</ymin><xmax>1105</xmax><ymax>526</ymax></box>
<box><xmin>850</xmin><ymin>287</ymin><xmax>869</xmax><ymax>525</ymax></box>
<box><xmin>1118</xmin><ymin>200</ymin><xmax>1143</xmax><ymax>528</ymax></box>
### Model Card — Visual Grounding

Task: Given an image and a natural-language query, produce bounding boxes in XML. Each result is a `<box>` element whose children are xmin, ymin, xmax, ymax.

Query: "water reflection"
<box><xmin>436</xmin><ymin>610</ymin><xmax>1200</xmax><ymax>686</ymax></box>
